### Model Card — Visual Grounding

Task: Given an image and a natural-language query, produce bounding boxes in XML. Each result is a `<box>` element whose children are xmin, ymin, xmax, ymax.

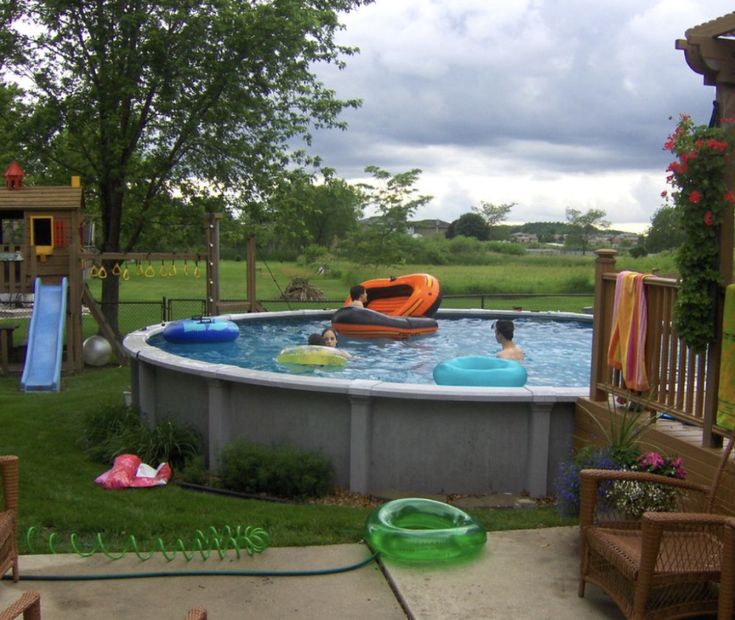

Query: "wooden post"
<box><xmin>589</xmin><ymin>249</ymin><xmax>617</xmax><ymax>401</ymax></box>
<box><xmin>205</xmin><ymin>213</ymin><xmax>222</xmax><ymax>316</ymax></box>
<box><xmin>246</xmin><ymin>235</ymin><xmax>265</xmax><ymax>312</ymax></box>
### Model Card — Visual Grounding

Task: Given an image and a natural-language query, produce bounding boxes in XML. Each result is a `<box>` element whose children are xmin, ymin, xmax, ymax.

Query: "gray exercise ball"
<box><xmin>83</xmin><ymin>335</ymin><xmax>112</xmax><ymax>367</ymax></box>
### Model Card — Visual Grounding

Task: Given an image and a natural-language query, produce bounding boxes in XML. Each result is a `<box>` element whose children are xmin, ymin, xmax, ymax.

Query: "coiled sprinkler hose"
<box><xmin>25</xmin><ymin>525</ymin><xmax>270</xmax><ymax>562</ymax></box>
<box><xmin>13</xmin><ymin>526</ymin><xmax>379</xmax><ymax>582</ymax></box>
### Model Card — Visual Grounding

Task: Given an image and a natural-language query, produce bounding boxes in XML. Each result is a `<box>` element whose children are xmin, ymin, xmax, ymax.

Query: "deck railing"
<box><xmin>589</xmin><ymin>249</ymin><xmax>725</xmax><ymax>447</ymax></box>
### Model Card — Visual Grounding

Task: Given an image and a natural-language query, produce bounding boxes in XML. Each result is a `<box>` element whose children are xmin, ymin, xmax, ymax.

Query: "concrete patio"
<box><xmin>0</xmin><ymin>527</ymin><xmax>624</xmax><ymax>619</ymax></box>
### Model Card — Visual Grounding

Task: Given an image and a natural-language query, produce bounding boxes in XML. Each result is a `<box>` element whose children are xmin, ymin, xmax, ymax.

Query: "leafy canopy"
<box><xmin>347</xmin><ymin>166</ymin><xmax>432</xmax><ymax>267</ymax></box>
<box><xmin>4</xmin><ymin>0</ymin><xmax>371</xmax><ymax>326</ymax></box>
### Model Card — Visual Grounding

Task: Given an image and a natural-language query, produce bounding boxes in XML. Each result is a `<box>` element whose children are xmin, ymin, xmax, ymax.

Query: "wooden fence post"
<box><xmin>589</xmin><ymin>249</ymin><xmax>617</xmax><ymax>401</ymax></box>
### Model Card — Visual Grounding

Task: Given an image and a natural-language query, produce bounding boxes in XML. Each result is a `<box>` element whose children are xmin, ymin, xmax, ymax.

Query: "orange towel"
<box><xmin>607</xmin><ymin>271</ymin><xmax>650</xmax><ymax>391</ymax></box>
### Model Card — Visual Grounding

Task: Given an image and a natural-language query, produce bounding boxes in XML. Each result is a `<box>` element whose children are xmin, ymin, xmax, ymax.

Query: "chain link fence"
<box><xmin>1</xmin><ymin>293</ymin><xmax>593</xmax><ymax>342</ymax></box>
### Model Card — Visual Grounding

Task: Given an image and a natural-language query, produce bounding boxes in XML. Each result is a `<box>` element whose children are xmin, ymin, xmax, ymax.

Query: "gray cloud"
<box><xmin>308</xmin><ymin>1</ymin><xmax>732</xmax><ymax>229</ymax></box>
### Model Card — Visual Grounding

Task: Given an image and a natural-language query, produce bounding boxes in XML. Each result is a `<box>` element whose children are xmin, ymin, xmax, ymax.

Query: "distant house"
<box><xmin>510</xmin><ymin>232</ymin><xmax>538</xmax><ymax>244</ymax></box>
<box><xmin>408</xmin><ymin>219</ymin><xmax>451</xmax><ymax>237</ymax></box>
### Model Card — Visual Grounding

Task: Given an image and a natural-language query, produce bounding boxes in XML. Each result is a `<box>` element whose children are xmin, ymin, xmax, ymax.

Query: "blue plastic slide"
<box><xmin>21</xmin><ymin>277</ymin><xmax>68</xmax><ymax>392</ymax></box>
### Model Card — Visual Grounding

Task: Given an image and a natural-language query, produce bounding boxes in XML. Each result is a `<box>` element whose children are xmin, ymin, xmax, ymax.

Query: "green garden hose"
<box><xmin>24</xmin><ymin>525</ymin><xmax>270</xmax><ymax>562</ymax></box>
<box><xmin>13</xmin><ymin>526</ymin><xmax>379</xmax><ymax>581</ymax></box>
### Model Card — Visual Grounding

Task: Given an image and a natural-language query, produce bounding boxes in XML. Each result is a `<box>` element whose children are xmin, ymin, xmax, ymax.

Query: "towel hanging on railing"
<box><xmin>607</xmin><ymin>271</ymin><xmax>650</xmax><ymax>391</ymax></box>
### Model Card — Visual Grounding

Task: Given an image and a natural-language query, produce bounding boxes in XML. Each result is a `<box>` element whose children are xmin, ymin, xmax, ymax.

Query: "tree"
<box><xmin>446</xmin><ymin>212</ymin><xmax>490</xmax><ymax>240</ymax></box>
<box><xmin>564</xmin><ymin>208</ymin><xmax>610</xmax><ymax>255</ymax></box>
<box><xmin>347</xmin><ymin>166</ymin><xmax>432</xmax><ymax>266</ymax></box>
<box><xmin>473</xmin><ymin>201</ymin><xmax>515</xmax><ymax>227</ymax></box>
<box><xmin>264</xmin><ymin>170</ymin><xmax>363</xmax><ymax>259</ymax></box>
<box><xmin>645</xmin><ymin>206</ymin><xmax>685</xmax><ymax>254</ymax></box>
<box><xmin>6</xmin><ymin>0</ymin><xmax>370</xmax><ymax>330</ymax></box>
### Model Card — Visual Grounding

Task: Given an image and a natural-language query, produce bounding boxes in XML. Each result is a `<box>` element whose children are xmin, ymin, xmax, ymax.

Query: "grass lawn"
<box><xmin>1</xmin><ymin>367</ymin><xmax>575</xmax><ymax>554</ymax></box>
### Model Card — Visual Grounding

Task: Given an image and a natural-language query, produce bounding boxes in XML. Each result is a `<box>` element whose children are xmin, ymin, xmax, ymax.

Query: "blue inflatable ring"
<box><xmin>162</xmin><ymin>317</ymin><xmax>239</xmax><ymax>344</ymax></box>
<box><xmin>364</xmin><ymin>498</ymin><xmax>487</xmax><ymax>563</ymax></box>
<box><xmin>433</xmin><ymin>355</ymin><xmax>527</xmax><ymax>387</ymax></box>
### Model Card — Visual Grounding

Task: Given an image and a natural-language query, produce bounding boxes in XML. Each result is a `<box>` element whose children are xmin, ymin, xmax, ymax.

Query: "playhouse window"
<box><xmin>0</xmin><ymin>211</ymin><xmax>24</xmax><ymax>245</ymax></box>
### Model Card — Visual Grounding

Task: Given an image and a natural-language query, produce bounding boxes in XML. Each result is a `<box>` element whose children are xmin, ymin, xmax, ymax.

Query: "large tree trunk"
<box><xmin>99</xmin><ymin>178</ymin><xmax>124</xmax><ymax>335</ymax></box>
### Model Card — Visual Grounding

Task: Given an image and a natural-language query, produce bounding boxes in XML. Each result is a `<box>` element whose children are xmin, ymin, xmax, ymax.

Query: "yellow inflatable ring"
<box><xmin>276</xmin><ymin>345</ymin><xmax>350</xmax><ymax>367</ymax></box>
<box><xmin>364</xmin><ymin>498</ymin><xmax>486</xmax><ymax>563</ymax></box>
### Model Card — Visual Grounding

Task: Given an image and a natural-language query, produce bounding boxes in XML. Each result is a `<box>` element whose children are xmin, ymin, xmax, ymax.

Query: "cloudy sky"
<box><xmin>309</xmin><ymin>0</ymin><xmax>735</xmax><ymax>232</ymax></box>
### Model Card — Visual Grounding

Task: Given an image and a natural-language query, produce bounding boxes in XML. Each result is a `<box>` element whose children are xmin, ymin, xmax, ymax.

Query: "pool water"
<box><xmin>150</xmin><ymin>316</ymin><xmax>592</xmax><ymax>387</ymax></box>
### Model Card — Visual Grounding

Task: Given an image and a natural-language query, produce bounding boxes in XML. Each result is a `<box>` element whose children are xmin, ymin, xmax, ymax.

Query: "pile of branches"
<box><xmin>281</xmin><ymin>278</ymin><xmax>325</xmax><ymax>301</ymax></box>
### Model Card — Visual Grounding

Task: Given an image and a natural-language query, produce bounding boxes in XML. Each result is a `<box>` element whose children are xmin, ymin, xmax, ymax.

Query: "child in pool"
<box><xmin>321</xmin><ymin>327</ymin><xmax>353</xmax><ymax>358</ymax></box>
<box><xmin>494</xmin><ymin>319</ymin><xmax>524</xmax><ymax>361</ymax></box>
<box><xmin>321</xmin><ymin>328</ymin><xmax>338</xmax><ymax>347</ymax></box>
<box><xmin>348</xmin><ymin>285</ymin><xmax>368</xmax><ymax>308</ymax></box>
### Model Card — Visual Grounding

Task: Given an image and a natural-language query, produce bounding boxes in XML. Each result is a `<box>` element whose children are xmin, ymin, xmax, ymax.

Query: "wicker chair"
<box><xmin>184</xmin><ymin>609</ymin><xmax>207</xmax><ymax>620</ymax></box>
<box><xmin>578</xmin><ymin>434</ymin><xmax>735</xmax><ymax>619</ymax></box>
<box><xmin>0</xmin><ymin>592</ymin><xmax>41</xmax><ymax>620</ymax></box>
<box><xmin>0</xmin><ymin>456</ymin><xmax>19</xmax><ymax>583</ymax></box>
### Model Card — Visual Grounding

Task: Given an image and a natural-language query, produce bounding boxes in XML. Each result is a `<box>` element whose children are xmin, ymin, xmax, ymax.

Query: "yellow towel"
<box><xmin>607</xmin><ymin>271</ymin><xmax>649</xmax><ymax>391</ymax></box>
<box><xmin>717</xmin><ymin>284</ymin><xmax>735</xmax><ymax>430</ymax></box>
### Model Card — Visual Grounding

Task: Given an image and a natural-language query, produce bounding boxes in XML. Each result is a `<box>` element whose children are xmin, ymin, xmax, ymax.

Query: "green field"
<box><xmin>1</xmin><ymin>251</ymin><xmax>678</xmax><ymax>341</ymax></box>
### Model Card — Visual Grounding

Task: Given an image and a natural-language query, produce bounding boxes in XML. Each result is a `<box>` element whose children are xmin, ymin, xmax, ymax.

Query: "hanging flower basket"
<box><xmin>664</xmin><ymin>115</ymin><xmax>735</xmax><ymax>351</ymax></box>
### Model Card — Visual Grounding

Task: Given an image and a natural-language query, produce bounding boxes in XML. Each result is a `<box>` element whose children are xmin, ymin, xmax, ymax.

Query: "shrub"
<box><xmin>485</xmin><ymin>241</ymin><xmax>526</xmax><ymax>256</ymax></box>
<box><xmin>220</xmin><ymin>440</ymin><xmax>334</xmax><ymax>499</ymax></box>
<box><xmin>177</xmin><ymin>455</ymin><xmax>209</xmax><ymax>486</ymax></box>
<box><xmin>81</xmin><ymin>404</ymin><xmax>202</xmax><ymax>470</ymax></box>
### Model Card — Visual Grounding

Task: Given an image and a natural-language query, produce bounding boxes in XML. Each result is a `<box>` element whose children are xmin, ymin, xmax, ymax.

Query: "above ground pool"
<box><xmin>149</xmin><ymin>310</ymin><xmax>592</xmax><ymax>386</ymax></box>
<box><xmin>124</xmin><ymin>309</ymin><xmax>592</xmax><ymax>498</ymax></box>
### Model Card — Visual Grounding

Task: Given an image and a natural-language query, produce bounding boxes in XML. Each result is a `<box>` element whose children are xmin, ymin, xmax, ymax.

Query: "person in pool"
<box><xmin>348</xmin><ymin>284</ymin><xmax>368</xmax><ymax>308</ymax></box>
<box><xmin>494</xmin><ymin>319</ymin><xmax>524</xmax><ymax>361</ymax></box>
<box><xmin>307</xmin><ymin>333</ymin><xmax>324</xmax><ymax>345</ymax></box>
<box><xmin>321</xmin><ymin>328</ymin><xmax>338</xmax><ymax>347</ymax></box>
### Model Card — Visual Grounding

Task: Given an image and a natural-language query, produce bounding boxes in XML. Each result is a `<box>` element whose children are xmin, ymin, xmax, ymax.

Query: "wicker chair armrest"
<box><xmin>0</xmin><ymin>456</ymin><xmax>19</xmax><ymax>512</ymax></box>
<box><xmin>635</xmin><ymin>512</ymin><xmax>734</xmax><ymax>585</ymax></box>
<box><xmin>0</xmin><ymin>591</ymin><xmax>41</xmax><ymax>620</ymax></box>
<box><xmin>580</xmin><ymin>468</ymin><xmax>707</xmax><ymax>492</ymax></box>
<box><xmin>642</xmin><ymin>512</ymin><xmax>735</xmax><ymax>528</ymax></box>
<box><xmin>579</xmin><ymin>469</ymin><xmax>708</xmax><ymax>527</ymax></box>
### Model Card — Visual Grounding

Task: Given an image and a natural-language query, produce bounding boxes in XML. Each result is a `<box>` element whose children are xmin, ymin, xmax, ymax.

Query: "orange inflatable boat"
<box><xmin>332</xmin><ymin>273</ymin><xmax>441</xmax><ymax>339</ymax></box>
<box><xmin>344</xmin><ymin>273</ymin><xmax>442</xmax><ymax>317</ymax></box>
<box><xmin>331</xmin><ymin>306</ymin><xmax>438</xmax><ymax>340</ymax></box>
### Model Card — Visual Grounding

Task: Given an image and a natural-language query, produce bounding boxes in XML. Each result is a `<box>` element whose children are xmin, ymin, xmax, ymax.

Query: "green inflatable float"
<box><xmin>364</xmin><ymin>498</ymin><xmax>487</xmax><ymax>563</ymax></box>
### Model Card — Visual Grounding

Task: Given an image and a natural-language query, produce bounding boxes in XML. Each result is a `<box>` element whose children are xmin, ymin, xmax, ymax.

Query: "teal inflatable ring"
<box><xmin>433</xmin><ymin>355</ymin><xmax>527</xmax><ymax>387</ymax></box>
<box><xmin>364</xmin><ymin>498</ymin><xmax>487</xmax><ymax>563</ymax></box>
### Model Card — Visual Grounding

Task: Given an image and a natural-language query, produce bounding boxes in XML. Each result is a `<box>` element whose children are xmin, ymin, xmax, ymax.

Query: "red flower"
<box><xmin>725</xmin><ymin>191</ymin><xmax>735</xmax><ymax>203</ymax></box>
<box><xmin>660</xmin><ymin>190</ymin><xmax>668</xmax><ymax>198</ymax></box>
<box><xmin>689</xmin><ymin>190</ymin><xmax>702</xmax><ymax>204</ymax></box>
<box><xmin>668</xmin><ymin>160</ymin><xmax>687</xmax><ymax>174</ymax></box>
<box><xmin>704</xmin><ymin>210</ymin><xmax>713</xmax><ymax>226</ymax></box>
<box><xmin>707</xmin><ymin>139</ymin><xmax>729</xmax><ymax>152</ymax></box>
<box><xmin>681</xmin><ymin>150</ymin><xmax>698</xmax><ymax>163</ymax></box>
